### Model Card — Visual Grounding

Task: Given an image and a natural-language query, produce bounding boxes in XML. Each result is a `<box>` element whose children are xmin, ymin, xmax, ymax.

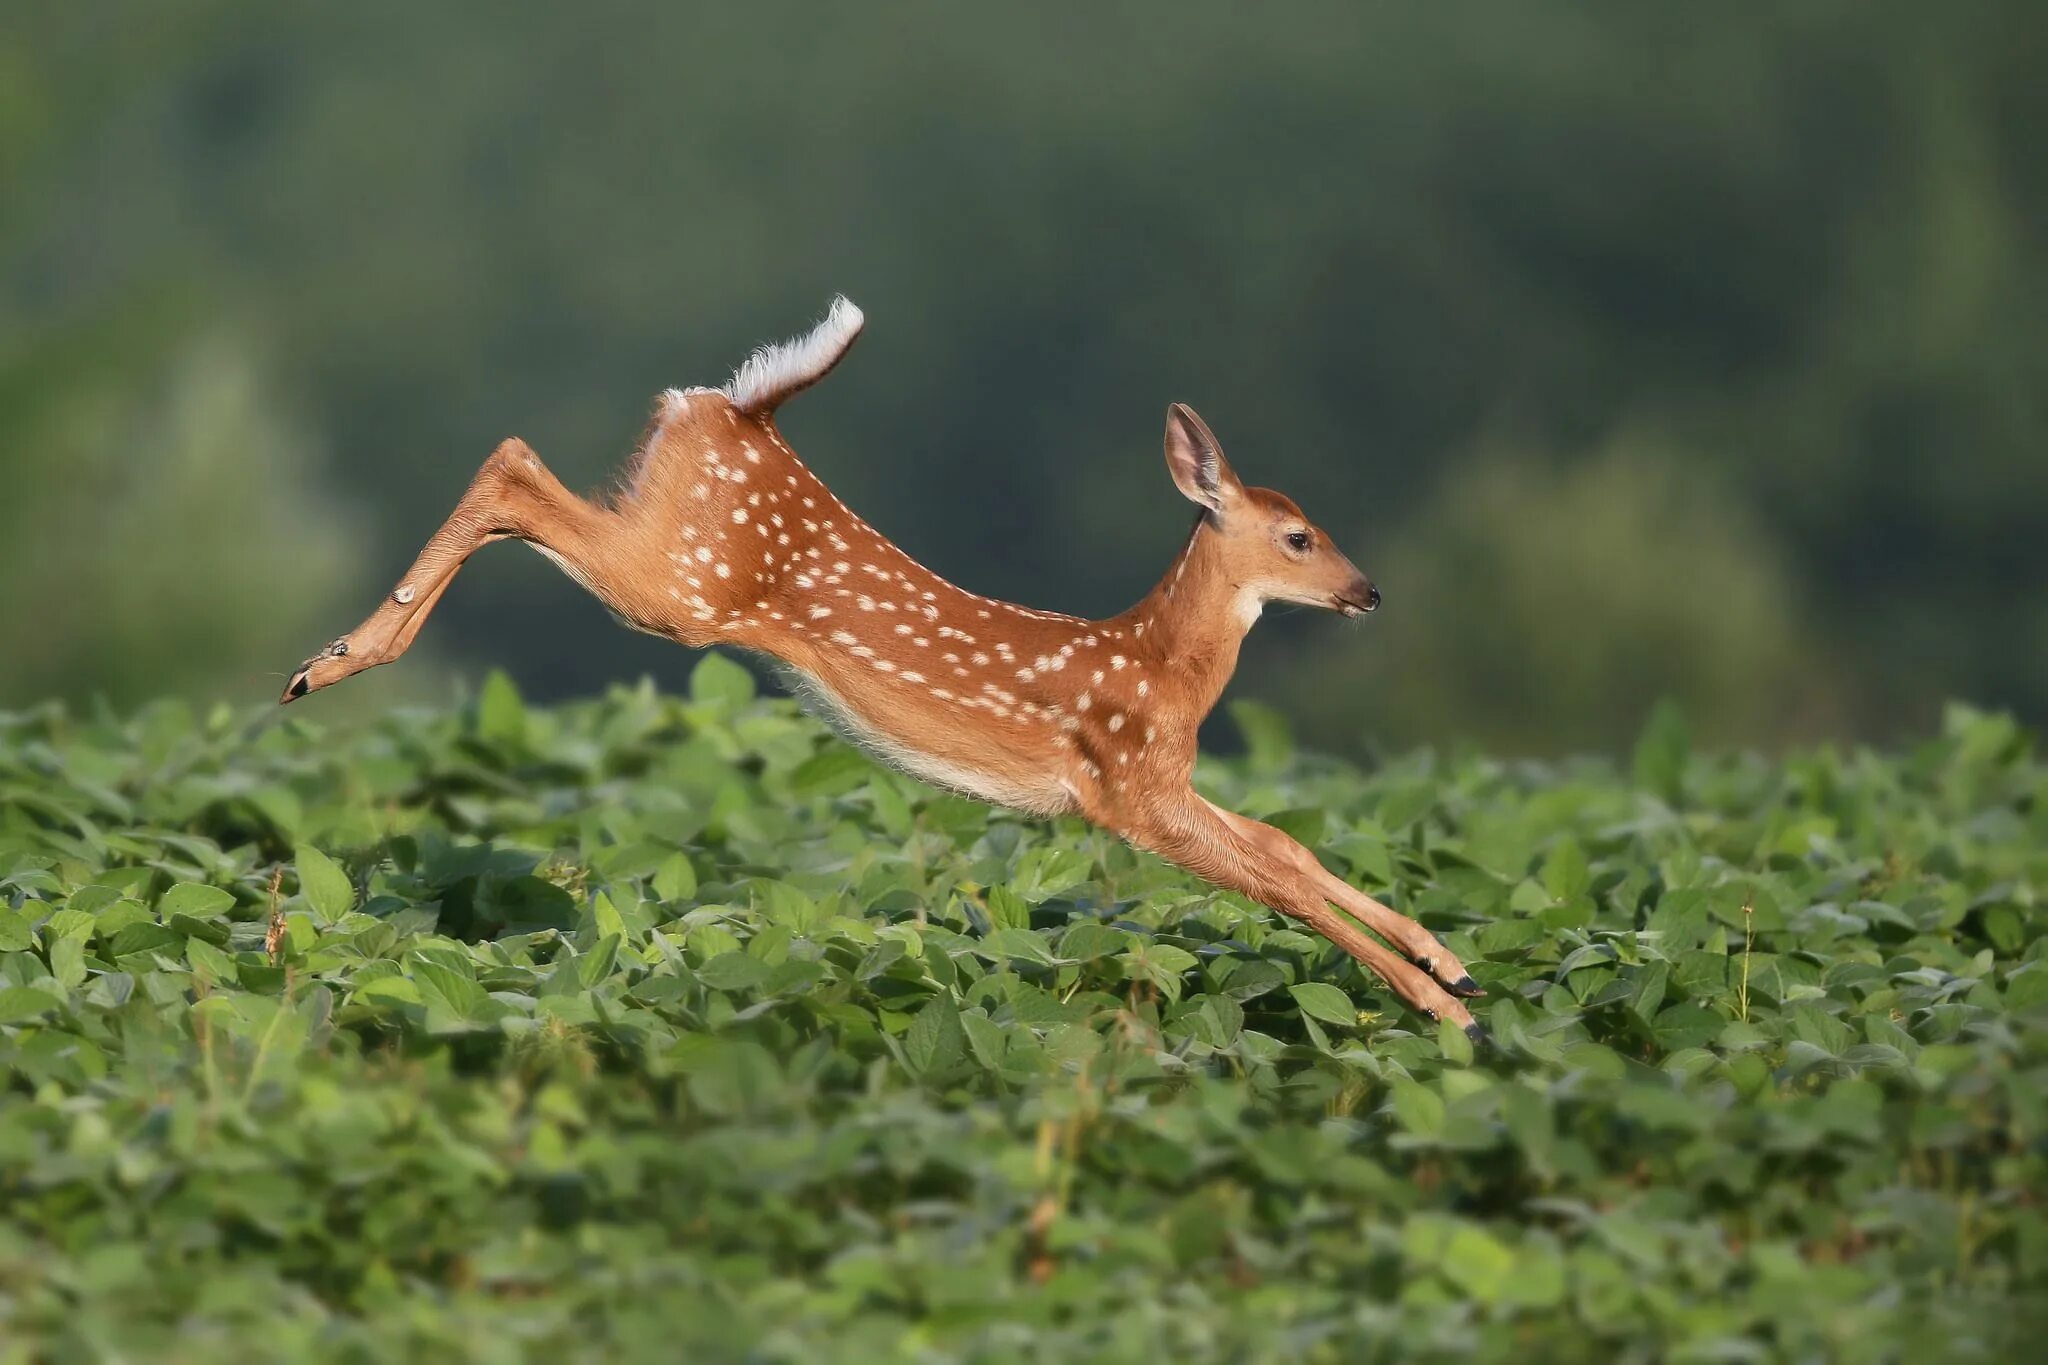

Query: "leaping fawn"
<box><xmin>283</xmin><ymin>298</ymin><xmax>1484</xmax><ymax>1036</ymax></box>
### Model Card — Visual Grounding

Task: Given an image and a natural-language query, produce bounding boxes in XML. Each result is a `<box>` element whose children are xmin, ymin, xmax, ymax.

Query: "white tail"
<box><xmin>722</xmin><ymin>294</ymin><xmax>865</xmax><ymax>413</ymax></box>
<box><xmin>283</xmin><ymin>301</ymin><xmax>1484</xmax><ymax>1036</ymax></box>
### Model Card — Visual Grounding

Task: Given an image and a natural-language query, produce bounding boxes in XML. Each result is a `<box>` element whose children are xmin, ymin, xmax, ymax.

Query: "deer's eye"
<box><xmin>1285</xmin><ymin>531</ymin><xmax>1312</xmax><ymax>552</ymax></box>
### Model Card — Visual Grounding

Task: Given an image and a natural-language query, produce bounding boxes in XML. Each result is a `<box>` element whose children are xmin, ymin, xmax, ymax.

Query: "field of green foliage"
<box><xmin>1</xmin><ymin>663</ymin><xmax>2043</xmax><ymax>1361</ymax></box>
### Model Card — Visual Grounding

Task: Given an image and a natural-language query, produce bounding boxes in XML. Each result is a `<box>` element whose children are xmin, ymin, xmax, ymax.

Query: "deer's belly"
<box><xmin>777</xmin><ymin>665</ymin><xmax>1077</xmax><ymax>818</ymax></box>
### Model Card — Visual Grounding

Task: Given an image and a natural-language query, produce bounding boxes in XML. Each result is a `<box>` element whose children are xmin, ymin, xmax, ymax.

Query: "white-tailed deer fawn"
<box><xmin>283</xmin><ymin>298</ymin><xmax>1484</xmax><ymax>1035</ymax></box>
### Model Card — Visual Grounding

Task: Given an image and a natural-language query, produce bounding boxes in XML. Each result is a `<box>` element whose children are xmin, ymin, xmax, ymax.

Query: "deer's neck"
<box><xmin>1119</xmin><ymin>517</ymin><xmax>1255</xmax><ymax>720</ymax></box>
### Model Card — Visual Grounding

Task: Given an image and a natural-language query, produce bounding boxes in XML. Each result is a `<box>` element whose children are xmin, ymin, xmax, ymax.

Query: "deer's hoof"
<box><xmin>1463</xmin><ymin>1021</ymin><xmax>1493</xmax><ymax>1049</ymax></box>
<box><xmin>1448</xmin><ymin>974</ymin><xmax>1484</xmax><ymax>998</ymax></box>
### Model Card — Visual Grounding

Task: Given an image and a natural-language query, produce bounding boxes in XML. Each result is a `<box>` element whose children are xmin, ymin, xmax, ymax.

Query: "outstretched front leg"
<box><xmin>281</xmin><ymin>438</ymin><xmax>617</xmax><ymax>701</ymax></box>
<box><xmin>1116</xmin><ymin>791</ymin><xmax>1483</xmax><ymax>1037</ymax></box>
<box><xmin>1197</xmin><ymin>799</ymin><xmax>1483</xmax><ymax>998</ymax></box>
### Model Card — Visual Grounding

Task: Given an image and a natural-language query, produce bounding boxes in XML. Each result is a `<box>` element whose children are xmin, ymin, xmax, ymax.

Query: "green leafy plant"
<box><xmin>0</xmin><ymin>677</ymin><xmax>2041</xmax><ymax>1360</ymax></box>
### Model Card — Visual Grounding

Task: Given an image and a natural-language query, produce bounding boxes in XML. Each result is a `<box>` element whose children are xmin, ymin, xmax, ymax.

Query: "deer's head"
<box><xmin>1162</xmin><ymin>403</ymin><xmax>1379</xmax><ymax>624</ymax></box>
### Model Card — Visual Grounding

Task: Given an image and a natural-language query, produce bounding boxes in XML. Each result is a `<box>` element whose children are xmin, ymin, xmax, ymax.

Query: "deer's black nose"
<box><xmin>1366</xmin><ymin>584</ymin><xmax>1381</xmax><ymax>611</ymax></box>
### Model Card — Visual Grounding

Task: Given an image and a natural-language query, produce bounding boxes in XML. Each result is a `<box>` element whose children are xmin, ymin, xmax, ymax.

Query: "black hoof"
<box><xmin>1463</xmin><ymin>1021</ymin><xmax>1492</xmax><ymax>1048</ymax></box>
<box><xmin>1448</xmin><ymin>974</ymin><xmax>1484</xmax><ymax>998</ymax></box>
<box><xmin>282</xmin><ymin>670</ymin><xmax>310</xmax><ymax>703</ymax></box>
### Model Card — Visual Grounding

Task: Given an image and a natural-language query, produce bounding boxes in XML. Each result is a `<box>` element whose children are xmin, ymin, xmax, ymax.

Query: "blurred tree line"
<box><xmin>3</xmin><ymin>1</ymin><xmax>2042</xmax><ymax>755</ymax></box>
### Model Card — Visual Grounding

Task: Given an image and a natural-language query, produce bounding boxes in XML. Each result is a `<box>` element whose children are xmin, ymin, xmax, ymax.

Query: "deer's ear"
<box><xmin>1163</xmin><ymin>403</ymin><xmax>1243</xmax><ymax>512</ymax></box>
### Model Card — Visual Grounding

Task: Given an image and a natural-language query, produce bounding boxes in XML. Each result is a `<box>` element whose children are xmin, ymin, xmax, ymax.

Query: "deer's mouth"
<box><xmin>1332</xmin><ymin>586</ymin><xmax>1381</xmax><ymax>618</ymax></box>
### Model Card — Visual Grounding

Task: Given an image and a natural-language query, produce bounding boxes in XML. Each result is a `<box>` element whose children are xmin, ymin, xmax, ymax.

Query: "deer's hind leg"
<box><xmin>282</xmin><ymin>438</ymin><xmax>618</xmax><ymax>701</ymax></box>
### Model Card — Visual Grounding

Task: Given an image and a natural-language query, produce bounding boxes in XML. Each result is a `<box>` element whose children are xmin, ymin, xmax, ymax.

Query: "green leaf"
<box><xmin>185</xmin><ymin>937</ymin><xmax>236</xmax><ymax>983</ymax></box>
<box><xmin>1342</xmin><ymin>838</ymin><xmax>1395</xmax><ymax>886</ymax></box>
<box><xmin>1227</xmin><ymin>699</ymin><xmax>1294</xmax><ymax>775</ymax></box>
<box><xmin>1616</xmin><ymin>1083</ymin><xmax>1709</xmax><ymax>1133</ymax></box>
<box><xmin>985</xmin><ymin>885</ymin><xmax>1031</xmax><ymax>932</ymax></box>
<box><xmin>1438</xmin><ymin>1015</ymin><xmax>1474</xmax><ymax>1065</ymax></box>
<box><xmin>867</xmin><ymin>777</ymin><xmax>913</xmax><ymax>837</ymax></box>
<box><xmin>1056</xmin><ymin>923</ymin><xmax>1128</xmax><ymax>961</ymax></box>
<box><xmin>413</xmin><ymin>959</ymin><xmax>487</xmax><ymax>1018</ymax></box>
<box><xmin>1264</xmin><ymin>806</ymin><xmax>1325</xmax><ymax>848</ymax></box>
<box><xmin>2007</xmin><ymin>963</ymin><xmax>2048</xmax><ymax>1009</ymax></box>
<box><xmin>1191</xmin><ymin>994</ymin><xmax>1245</xmax><ymax>1048</ymax></box>
<box><xmin>789</xmin><ymin>744</ymin><xmax>873</xmax><ymax>798</ymax></box>
<box><xmin>1120</xmin><ymin>943</ymin><xmax>1200</xmax><ymax>1001</ymax></box>
<box><xmin>1628</xmin><ymin>961</ymin><xmax>1669</xmax><ymax>1023</ymax></box>
<box><xmin>696</xmin><ymin>952</ymin><xmax>771</xmax><ymax>992</ymax></box>
<box><xmin>961</xmin><ymin>1010</ymin><xmax>1009</xmax><ymax>1071</ymax></box>
<box><xmin>690</xmin><ymin>651</ymin><xmax>756</xmax><ymax>707</ymax></box>
<box><xmin>169</xmin><ymin>914</ymin><xmax>231</xmax><ymax>946</ymax></box>
<box><xmin>1540</xmin><ymin>839</ymin><xmax>1590</xmax><ymax>901</ymax></box>
<box><xmin>354</xmin><ymin>976</ymin><xmax>422</xmax><ymax>1007</ymax></box>
<box><xmin>1216</xmin><ymin>958</ymin><xmax>1287</xmax><ymax>1002</ymax></box>
<box><xmin>1390</xmin><ymin>1080</ymin><xmax>1447</xmax><ymax>1137</ymax></box>
<box><xmin>1376</xmin><ymin>784</ymin><xmax>1436</xmax><ymax>830</ymax></box>
<box><xmin>1632</xmin><ymin>698</ymin><xmax>1690</xmax><ymax>800</ymax></box>
<box><xmin>107</xmin><ymin>923</ymin><xmax>182</xmax><ymax>962</ymax></box>
<box><xmin>1007</xmin><ymin>847</ymin><xmax>1093</xmax><ymax>904</ymax></box>
<box><xmin>1289</xmin><ymin>981</ymin><xmax>1356</xmax><ymax>1027</ymax></box>
<box><xmin>493</xmin><ymin>875</ymin><xmax>578</xmax><ymax>930</ymax></box>
<box><xmin>0</xmin><ymin>911</ymin><xmax>33</xmax><ymax>952</ymax></box>
<box><xmin>653</xmin><ymin>854</ymin><xmax>697</xmax><ymax>903</ymax></box>
<box><xmin>1500</xmin><ymin>1085</ymin><xmax>1555</xmax><ymax>1166</ymax></box>
<box><xmin>591</xmin><ymin>891</ymin><xmax>630</xmax><ymax>945</ymax></box>
<box><xmin>1441</xmin><ymin>1224</ymin><xmax>1518</xmax><ymax>1303</ymax></box>
<box><xmin>904</xmin><ymin>997</ymin><xmax>966</xmax><ymax>1077</ymax></box>
<box><xmin>294</xmin><ymin>845</ymin><xmax>355</xmax><ymax>922</ymax></box>
<box><xmin>1505</xmin><ymin>1243</ymin><xmax>1568</xmax><ymax>1308</ymax></box>
<box><xmin>578</xmin><ymin>933</ymin><xmax>621</xmax><ymax>988</ymax></box>
<box><xmin>854</xmin><ymin>938</ymin><xmax>907</xmax><ymax>981</ymax></box>
<box><xmin>0</xmin><ymin>987</ymin><xmax>59</xmax><ymax>1023</ymax></box>
<box><xmin>45</xmin><ymin>908</ymin><xmax>94</xmax><ymax>940</ymax></box>
<box><xmin>1645</xmin><ymin>888</ymin><xmax>1710</xmax><ymax>948</ymax></box>
<box><xmin>682</xmin><ymin>1039</ymin><xmax>779</xmax><ymax>1117</ymax></box>
<box><xmin>977</xmin><ymin>928</ymin><xmax>1054</xmax><ymax>965</ymax></box>
<box><xmin>1652</xmin><ymin>1002</ymin><xmax>1724</xmax><ymax>1052</ymax></box>
<box><xmin>159</xmin><ymin>882</ymin><xmax>235</xmax><ymax>919</ymax></box>
<box><xmin>48</xmin><ymin>934</ymin><xmax>86</xmax><ymax>989</ymax></box>
<box><xmin>475</xmin><ymin>668</ymin><xmax>527</xmax><ymax>745</ymax></box>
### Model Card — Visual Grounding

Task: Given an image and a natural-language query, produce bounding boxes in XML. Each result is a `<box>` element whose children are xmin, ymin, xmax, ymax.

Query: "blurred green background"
<box><xmin>5</xmin><ymin>2</ymin><xmax>2043</xmax><ymax>756</ymax></box>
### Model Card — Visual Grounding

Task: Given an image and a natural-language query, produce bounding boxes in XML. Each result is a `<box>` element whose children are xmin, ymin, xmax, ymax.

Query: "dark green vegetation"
<box><xmin>1</xmin><ymin>679</ymin><xmax>2044</xmax><ymax>1362</ymax></box>
<box><xmin>6</xmin><ymin>3</ymin><xmax>2048</xmax><ymax>750</ymax></box>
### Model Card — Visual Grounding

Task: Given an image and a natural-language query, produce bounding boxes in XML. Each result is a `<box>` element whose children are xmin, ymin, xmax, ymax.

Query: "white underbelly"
<box><xmin>777</xmin><ymin>665</ymin><xmax>1075</xmax><ymax>818</ymax></box>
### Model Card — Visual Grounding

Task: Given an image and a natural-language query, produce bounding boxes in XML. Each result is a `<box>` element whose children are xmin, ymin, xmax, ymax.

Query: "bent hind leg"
<box><xmin>282</xmin><ymin>438</ymin><xmax>619</xmax><ymax>700</ymax></box>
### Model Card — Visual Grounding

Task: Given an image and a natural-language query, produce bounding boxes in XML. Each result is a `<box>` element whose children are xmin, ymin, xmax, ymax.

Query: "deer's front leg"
<box><xmin>1199</xmin><ymin>799</ymin><xmax>1482</xmax><ymax>998</ymax></box>
<box><xmin>1115</xmin><ymin>795</ymin><xmax>1480</xmax><ymax>1037</ymax></box>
